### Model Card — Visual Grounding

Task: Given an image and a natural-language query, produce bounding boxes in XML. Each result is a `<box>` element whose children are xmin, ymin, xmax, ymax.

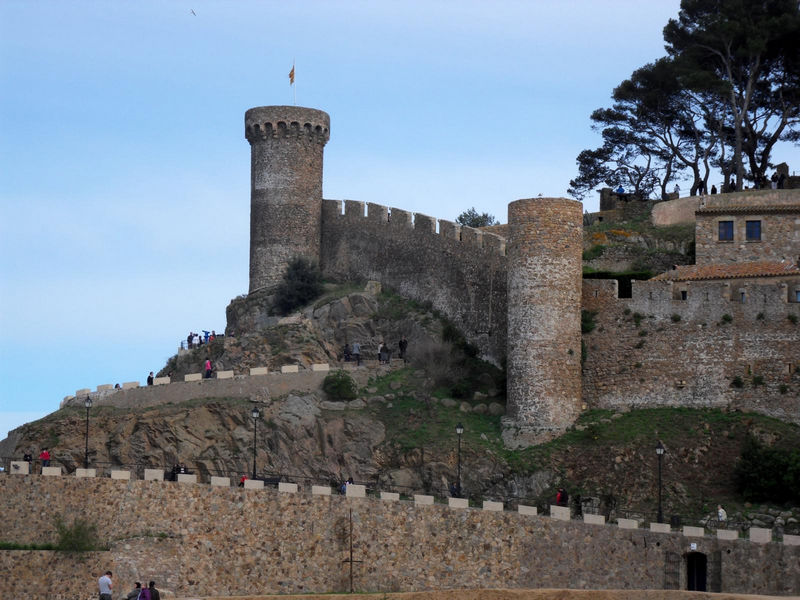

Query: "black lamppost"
<box><xmin>455</xmin><ymin>423</ymin><xmax>464</xmax><ymax>497</ymax></box>
<box><xmin>84</xmin><ymin>396</ymin><xmax>92</xmax><ymax>469</ymax></box>
<box><xmin>251</xmin><ymin>405</ymin><xmax>260</xmax><ymax>480</ymax></box>
<box><xmin>656</xmin><ymin>440</ymin><xmax>665</xmax><ymax>523</ymax></box>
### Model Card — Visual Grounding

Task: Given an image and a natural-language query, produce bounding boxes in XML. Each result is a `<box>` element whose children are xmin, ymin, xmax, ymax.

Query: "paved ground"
<box><xmin>180</xmin><ymin>589</ymin><xmax>800</xmax><ymax>600</ymax></box>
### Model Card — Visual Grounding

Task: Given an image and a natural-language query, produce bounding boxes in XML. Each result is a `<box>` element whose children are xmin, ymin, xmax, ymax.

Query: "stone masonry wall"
<box><xmin>582</xmin><ymin>280</ymin><xmax>800</xmax><ymax>422</ymax></box>
<box><xmin>1</xmin><ymin>476</ymin><xmax>798</xmax><ymax>599</ymax></box>
<box><xmin>320</xmin><ymin>199</ymin><xmax>508</xmax><ymax>363</ymax></box>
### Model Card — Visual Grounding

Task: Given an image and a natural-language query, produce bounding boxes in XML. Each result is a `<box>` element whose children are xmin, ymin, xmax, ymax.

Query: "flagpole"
<box><xmin>293</xmin><ymin>59</ymin><xmax>296</xmax><ymax>106</ymax></box>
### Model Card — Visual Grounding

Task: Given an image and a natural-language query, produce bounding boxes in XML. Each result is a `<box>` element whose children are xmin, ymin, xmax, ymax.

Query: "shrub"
<box><xmin>670</xmin><ymin>314</ymin><xmax>681</xmax><ymax>322</ymax></box>
<box><xmin>756</xmin><ymin>312</ymin><xmax>764</xmax><ymax>320</ymax></box>
<box><xmin>752</xmin><ymin>375</ymin><xmax>764</xmax><ymax>386</ymax></box>
<box><xmin>638</xmin><ymin>329</ymin><xmax>648</xmax><ymax>337</ymax></box>
<box><xmin>734</xmin><ymin>436</ymin><xmax>800</xmax><ymax>503</ymax></box>
<box><xmin>273</xmin><ymin>257</ymin><xmax>323</xmax><ymax>316</ymax></box>
<box><xmin>581</xmin><ymin>310</ymin><xmax>597</xmax><ymax>334</ymax></box>
<box><xmin>54</xmin><ymin>515</ymin><xmax>103</xmax><ymax>552</ymax></box>
<box><xmin>789</xmin><ymin>314</ymin><xmax>798</xmax><ymax>324</ymax></box>
<box><xmin>721</xmin><ymin>314</ymin><xmax>733</xmax><ymax>324</ymax></box>
<box><xmin>779</xmin><ymin>384</ymin><xmax>788</xmax><ymax>394</ymax></box>
<box><xmin>633</xmin><ymin>312</ymin><xmax>643</xmax><ymax>327</ymax></box>
<box><xmin>582</xmin><ymin>245</ymin><xmax>606</xmax><ymax>261</ymax></box>
<box><xmin>322</xmin><ymin>370</ymin><xmax>358</xmax><ymax>400</ymax></box>
<box><xmin>731</xmin><ymin>376</ymin><xmax>744</xmax><ymax>388</ymax></box>
<box><xmin>634</xmin><ymin>340</ymin><xmax>646</xmax><ymax>349</ymax></box>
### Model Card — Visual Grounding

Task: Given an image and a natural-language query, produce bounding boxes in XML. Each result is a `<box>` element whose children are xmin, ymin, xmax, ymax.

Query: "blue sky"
<box><xmin>2</xmin><ymin>1</ymin><xmax>798</xmax><ymax>441</ymax></box>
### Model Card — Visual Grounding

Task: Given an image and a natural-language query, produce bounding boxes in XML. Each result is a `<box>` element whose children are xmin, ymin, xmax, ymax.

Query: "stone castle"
<box><xmin>244</xmin><ymin>106</ymin><xmax>800</xmax><ymax>447</ymax></box>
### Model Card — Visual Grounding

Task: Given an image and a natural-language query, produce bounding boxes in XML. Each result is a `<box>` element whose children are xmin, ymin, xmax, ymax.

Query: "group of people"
<box><xmin>99</xmin><ymin>571</ymin><xmax>161</xmax><ymax>600</ymax></box>
<box><xmin>186</xmin><ymin>330</ymin><xmax>216</xmax><ymax>349</ymax></box>
<box><xmin>342</xmin><ymin>336</ymin><xmax>408</xmax><ymax>366</ymax></box>
<box><xmin>22</xmin><ymin>448</ymin><xmax>50</xmax><ymax>470</ymax></box>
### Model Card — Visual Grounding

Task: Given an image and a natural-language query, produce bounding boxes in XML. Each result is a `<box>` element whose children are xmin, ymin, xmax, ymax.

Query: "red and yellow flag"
<box><xmin>289</xmin><ymin>64</ymin><xmax>295</xmax><ymax>85</ymax></box>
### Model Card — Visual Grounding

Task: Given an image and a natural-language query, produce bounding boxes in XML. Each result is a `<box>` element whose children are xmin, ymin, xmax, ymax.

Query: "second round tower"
<box><xmin>245</xmin><ymin>106</ymin><xmax>330</xmax><ymax>293</ymax></box>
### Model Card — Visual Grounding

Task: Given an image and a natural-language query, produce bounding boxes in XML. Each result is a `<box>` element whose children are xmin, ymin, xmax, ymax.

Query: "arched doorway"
<box><xmin>686</xmin><ymin>552</ymin><xmax>707</xmax><ymax>591</ymax></box>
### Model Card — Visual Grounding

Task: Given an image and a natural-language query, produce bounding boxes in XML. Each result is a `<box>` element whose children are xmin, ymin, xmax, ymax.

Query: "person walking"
<box><xmin>98</xmin><ymin>570</ymin><xmax>113</xmax><ymax>600</ymax></box>
<box><xmin>148</xmin><ymin>581</ymin><xmax>161</xmax><ymax>600</ymax></box>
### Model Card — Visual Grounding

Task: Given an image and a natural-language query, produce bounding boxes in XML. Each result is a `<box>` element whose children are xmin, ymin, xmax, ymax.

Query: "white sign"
<box><xmin>690</xmin><ymin>542</ymin><xmax>697</xmax><ymax>551</ymax></box>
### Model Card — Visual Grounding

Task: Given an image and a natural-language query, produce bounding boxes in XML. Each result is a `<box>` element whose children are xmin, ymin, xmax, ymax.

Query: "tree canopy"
<box><xmin>569</xmin><ymin>0</ymin><xmax>800</xmax><ymax>201</ymax></box>
<box><xmin>456</xmin><ymin>207</ymin><xmax>499</xmax><ymax>228</ymax></box>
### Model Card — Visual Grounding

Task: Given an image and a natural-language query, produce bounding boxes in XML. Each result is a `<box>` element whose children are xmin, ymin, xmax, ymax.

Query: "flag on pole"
<box><xmin>289</xmin><ymin>63</ymin><xmax>295</xmax><ymax>85</ymax></box>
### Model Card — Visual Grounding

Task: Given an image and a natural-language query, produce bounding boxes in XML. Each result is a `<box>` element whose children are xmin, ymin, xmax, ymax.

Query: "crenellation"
<box><xmin>367</xmin><ymin>202</ymin><xmax>389</xmax><ymax>224</ymax></box>
<box><xmin>344</xmin><ymin>199</ymin><xmax>365</xmax><ymax>220</ymax></box>
<box><xmin>389</xmin><ymin>208</ymin><xmax>412</xmax><ymax>228</ymax></box>
<box><xmin>460</xmin><ymin>226</ymin><xmax>483</xmax><ymax>247</ymax></box>
<box><xmin>482</xmin><ymin>231</ymin><xmax>506</xmax><ymax>255</ymax></box>
<box><xmin>438</xmin><ymin>219</ymin><xmax>461</xmax><ymax>240</ymax></box>
<box><xmin>414</xmin><ymin>213</ymin><xmax>436</xmax><ymax>233</ymax></box>
<box><xmin>322</xmin><ymin>198</ymin><xmax>343</xmax><ymax>219</ymax></box>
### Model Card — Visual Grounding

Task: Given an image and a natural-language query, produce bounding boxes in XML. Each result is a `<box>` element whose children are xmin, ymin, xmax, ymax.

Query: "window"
<box><xmin>718</xmin><ymin>220</ymin><xmax>734</xmax><ymax>241</ymax></box>
<box><xmin>745</xmin><ymin>220</ymin><xmax>761</xmax><ymax>241</ymax></box>
<box><xmin>680</xmin><ymin>290</ymin><xmax>688</xmax><ymax>301</ymax></box>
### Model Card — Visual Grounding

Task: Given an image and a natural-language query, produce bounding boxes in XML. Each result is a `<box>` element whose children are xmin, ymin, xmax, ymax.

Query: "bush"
<box><xmin>731</xmin><ymin>376</ymin><xmax>744</xmax><ymax>388</ymax></box>
<box><xmin>789</xmin><ymin>314</ymin><xmax>798</xmax><ymax>324</ymax></box>
<box><xmin>582</xmin><ymin>245</ymin><xmax>606</xmax><ymax>261</ymax></box>
<box><xmin>721</xmin><ymin>314</ymin><xmax>733</xmax><ymax>324</ymax></box>
<box><xmin>779</xmin><ymin>384</ymin><xmax>788</xmax><ymax>394</ymax></box>
<box><xmin>734</xmin><ymin>436</ymin><xmax>800</xmax><ymax>503</ymax></box>
<box><xmin>54</xmin><ymin>515</ymin><xmax>103</xmax><ymax>552</ymax></box>
<box><xmin>581</xmin><ymin>310</ymin><xmax>597</xmax><ymax>334</ymax></box>
<box><xmin>273</xmin><ymin>257</ymin><xmax>323</xmax><ymax>316</ymax></box>
<box><xmin>671</xmin><ymin>314</ymin><xmax>681</xmax><ymax>322</ymax></box>
<box><xmin>322</xmin><ymin>370</ymin><xmax>358</xmax><ymax>401</ymax></box>
<box><xmin>752</xmin><ymin>374</ymin><xmax>764</xmax><ymax>386</ymax></box>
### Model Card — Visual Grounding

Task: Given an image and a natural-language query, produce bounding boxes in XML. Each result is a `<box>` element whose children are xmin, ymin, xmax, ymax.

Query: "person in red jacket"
<box><xmin>38</xmin><ymin>447</ymin><xmax>51</xmax><ymax>468</ymax></box>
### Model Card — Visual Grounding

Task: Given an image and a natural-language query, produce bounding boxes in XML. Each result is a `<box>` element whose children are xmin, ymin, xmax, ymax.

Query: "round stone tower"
<box><xmin>504</xmin><ymin>198</ymin><xmax>583</xmax><ymax>448</ymax></box>
<box><xmin>245</xmin><ymin>106</ymin><xmax>330</xmax><ymax>293</ymax></box>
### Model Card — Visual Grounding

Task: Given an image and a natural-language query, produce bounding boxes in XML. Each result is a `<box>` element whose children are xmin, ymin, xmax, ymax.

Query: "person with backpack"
<box><xmin>148</xmin><ymin>581</ymin><xmax>161</xmax><ymax>600</ymax></box>
<box><xmin>125</xmin><ymin>581</ymin><xmax>142</xmax><ymax>600</ymax></box>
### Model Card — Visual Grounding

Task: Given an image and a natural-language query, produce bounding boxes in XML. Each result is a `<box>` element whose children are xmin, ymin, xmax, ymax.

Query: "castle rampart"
<box><xmin>1</xmin><ymin>475</ymin><xmax>797</xmax><ymax>599</ymax></box>
<box><xmin>320</xmin><ymin>199</ymin><xmax>509</xmax><ymax>362</ymax></box>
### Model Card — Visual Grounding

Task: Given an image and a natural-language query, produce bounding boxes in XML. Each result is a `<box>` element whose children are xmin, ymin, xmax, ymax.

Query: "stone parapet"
<box><xmin>75</xmin><ymin>468</ymin><xmax>96</xmax><ymax>478</ymax></box>
<box><xmin>683</xmin><ymin>526</ymin><xmax>705</xmax><ymax>537</ymax></box>
<box><xmin>448</xmin><ymin>498</ymin><xmax>468</xmax><ymax>509</ymax></box>
<box><xmin>110</xmin><ymin>470</ymin><xmax>131</xmax><ymax>480</ymax></box>
<box><xmin>550</xmin><ymin>505</ymin><xmax>570</xmax><ymax>521</ymax></box>
<box><xmin>42</xmin><ymin>466</ymin><xmax>61</xmax><ymax>476</ymax></box>
<box><xmin>9</xmin><ymin>461</ymin><xmax>29</xmax><ymax>475</ymax></box>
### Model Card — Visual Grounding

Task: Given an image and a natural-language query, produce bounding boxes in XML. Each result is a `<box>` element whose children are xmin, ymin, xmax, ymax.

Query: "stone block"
<box><xmin>75</xmin><ymin>468</ymin><xmax>96</xmax><ymax>478</ymax></box>
<box><xmin>518</xmin><ymin>505</ymin><xmax>538</xmax><ymax>516</ymax></box>
<box><xmin>96</xmin><ymin>384</ymin><xmax>113</xmax><ymax>391</ymax></box>
<box><xmin>380</xmin><ymin>492</ymin><xmax>399</xmax><ymax>501</ymax></box>
<box><xmin>783</xmin><ymin>534</ymin><xmax>800</xmax><ymax>546</ymax></box>
<box><xmin>110</xmin><ymin>470</ymin><xmax>131</xmax><ymax>480</ymax></box>
<box><xmin>144</xmin><ymin>469</ymin><xmax>164</xmax><ymax>481</ymax></box>
<box><xmin>278</xmin><ymin>482</ymin><xmax>298</xmax><ymax>494</ymax></box>
<box><xmin>583</xmin><ymin>513</ymin><xmax>605</xmax><ymax>525</ymax></box>
<box><xmin>311</xmin><ymin>363</ymin><xmax>330</xmax><ymax>372</ymax></box>
<box><xmin>42</xmin><ymin>466</ymin><xmax>61</xmax><ymax>476</ymax></box>
<box><xmin>749</xmin><ymin>527</ymin><xmax>772</xmax><ymax>544</ymax></box>
<box><xmin>177</xmin><ymin>474</ymin><xmax>197</xmax><ymax>484</ymax></box>
<box><xmin>250</xmin><ymin>367</ymin><xmax>269</xmax><ymax>376</ymax></box>
<box><xmin>76</xmin><ymin>388</ymin><xmax>91</xmax><ymax>396</ymax></box>
<box><xmin>414</xmin><ymin>494</ymin><xmax>434</xmax><ymax>506</ymax></box>
<box><xmin>9</xmin><ymin>461</ymin><xmax>29</xmax><ymax>475</ymax></box>
<box><xmin>184</xmin><ymin>373</ymin><xmax>202</xmax><ymax>382</ymax></box>
<box><xmin>683</xmin><ymin>526</ymin><xmax>705</xmax><ymax>537</ymax></box>
<box><xmin>617</xmin><ymin>518</ymin><xmax>639</xmax><ymax>530</ymax></box>
<box><xmin>345</xmin><ymin>484</ymin><xmax>366</xmax><ymax>498</ymax></box>
<box><xmin>122</xmin><ymin>381</ymin><xmax>139</xmax><ymax>389</ymax></box>
<box><xmin>216</xmin><ymin>370</ymin><xmax>234</xmax><ymax>379</ymax></box>
<box><xmin>280</xmin><ymin>365</ymin><xmax>300</xmax><ymax>373</ymax></box>
<box><xmin>153</xmin><ymin>376</ymin><xmax>170</xmax><ymax>385</ymax></box>
<box><xmin>449</xmin><ymin>498</ymin><xmax>468</xmax><ymax>509</ymax></box>
<box><xmin>312</xmin><ymin>485</ymin><xmax>332</xmax><ymax>496</ymax></box>
<box><xmin>483</xmin><ymin>501</ymin><xmax>503</xmax><ymax>512</ymax></box>
<box><xmin>243</xmin><ymin>479</ymin><xmax>264</xmax><ymax>490</ymax></box>
<box><xmin>550</xmin><ymin>505</ymin><xmax>570</xmax><ymax>521</ymax></box>
<box><xmin>717</xmin><ymin>529</ymin><xmax>738</xmax><ymax>540</ymax></box>
<box><xmin>211</xmin><ymin>476</ymin><xmax>230</xmax><ymax>487</ymax></box>
<box><xmin>650</xmin><ymin>522</ymin><xmax>671</xmax><ymax>533</ymax></box>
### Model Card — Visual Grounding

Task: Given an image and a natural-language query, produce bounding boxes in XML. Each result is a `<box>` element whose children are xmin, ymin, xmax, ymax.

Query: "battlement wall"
<box><xmin>581</xmin><ymin>280</ymin><xmax>800</xmax><ymax>422</ymax></box>
<box><xmin>321</xmin><ymin>199</ymin><xmax>508</xmax><ymax>362</ymax></box>
<box><xmin>1</xmin><ymin>476</ymin><xmax>797</xmax><ymax>599</ymax></box>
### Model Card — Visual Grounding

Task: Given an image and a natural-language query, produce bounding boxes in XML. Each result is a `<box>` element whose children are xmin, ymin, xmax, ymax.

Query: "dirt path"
<box><xmin>181</xmin><ymin>589</ymin><xmax>800</xmax><ymax>600</ymax></box>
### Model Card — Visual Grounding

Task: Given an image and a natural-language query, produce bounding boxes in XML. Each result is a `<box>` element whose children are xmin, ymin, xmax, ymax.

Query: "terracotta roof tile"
<box><xmin>651</xmin><ymin>261</ymin><xmax>800</xmax><ymax>282</ymax></box>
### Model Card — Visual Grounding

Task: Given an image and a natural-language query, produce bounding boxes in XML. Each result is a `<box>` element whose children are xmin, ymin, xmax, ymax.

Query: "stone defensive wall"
<box><xmin>60</xmin><ymin>361</ymin><xmax>399</xmax><ymax>410</ymax></box>
<box><xmin>1</xmin><ymin>475</ymin><xmax>798</xmax><ymax>599</ymax></box>
<box><xmin>650</xmin><ymin>189</ymin><xmax>800</xmax><ymax>226</ymax></box>
<box><xmin>581</xmin><ymin>279</ymin><xmax>800</xmax><ymax>423</ymax></box>
<box><xmin>321</xmin><ymin>199</ymin><xmax>509</xmax><ymax>363</ymax></box>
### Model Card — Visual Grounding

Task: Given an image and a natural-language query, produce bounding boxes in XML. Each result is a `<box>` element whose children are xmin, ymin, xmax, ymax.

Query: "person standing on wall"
<box><xmin>147</xmin><ymin>372</ymin><xmax>154</xmax><ymax>386</ymax></box>
<box><xmin>204</xmin><ymin>358</ymin><xmax>212</xmax><ymax>379</ymax></box>
<box><xmin>38</xmin><ymin>447</ymin><xmax>50</xmax><ymax>469</ymax></box>
<box><xmin>98</xmin><ymin>571</ymin><xmax>113</xmax><ymax>600</ymax></box>
<box><xmin>351</xmin><ymin>341</ymin><xmax>361</xmax><ymax>366</ymax></box>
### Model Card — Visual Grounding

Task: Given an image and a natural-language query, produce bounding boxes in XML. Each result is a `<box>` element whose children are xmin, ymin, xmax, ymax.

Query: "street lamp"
<box><xmin>455</xmin><ymin>423</ymin><xmax>464</xmax><ymax>497</ymax></box>
<box><xmin>84</xmin><ymin>396</ymin><xmax>93</xmax><ymax>469</ymax></box>
<box><xmin>656</xmin><ymin>440</ymin><xmax>665</xmax><ymax>523</ymax></box>
<box><xmin>251</xmin><ymin>405</ymin><xmax>260</xmax><ymax>480</ymax></box>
